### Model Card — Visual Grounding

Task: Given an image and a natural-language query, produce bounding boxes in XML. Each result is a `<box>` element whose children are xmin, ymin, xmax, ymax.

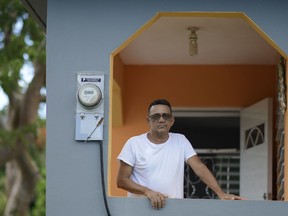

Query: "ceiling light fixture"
<box><xmin>188</xmin><ymin>26</ymin><xmax>200</xmax><ymax>56</ymax></box>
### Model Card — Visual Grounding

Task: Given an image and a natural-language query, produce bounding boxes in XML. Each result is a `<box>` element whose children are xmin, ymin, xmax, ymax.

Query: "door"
<box><xmin>240</xmin><ymin>98</ymin><xmax>273</xmax><ymax>200</ymax></box>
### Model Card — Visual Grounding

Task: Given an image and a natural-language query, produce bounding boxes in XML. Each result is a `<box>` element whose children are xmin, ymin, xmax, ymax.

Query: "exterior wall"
<box><xmin>46</xmin><ymin>0</ymin><xmax>288</xmax><ymax>215</ymax></box>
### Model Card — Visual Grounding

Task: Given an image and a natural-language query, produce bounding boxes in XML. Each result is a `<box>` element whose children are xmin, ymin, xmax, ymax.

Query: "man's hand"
<box><xmin>145</xmin><ymin>189</ymin><xmax>168</xmax><ymax>209</ymax></box>
<box><xmin>117</xmin><ymin>161</ymin><xmax>169</xmax><ymax>209</ymax></box>
<box><xmin>218</xmin><ymin>192</ymin><xmax>246</xmax><ymax>200</ymax></box>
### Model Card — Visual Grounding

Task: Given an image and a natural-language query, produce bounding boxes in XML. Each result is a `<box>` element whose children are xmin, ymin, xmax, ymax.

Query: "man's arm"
<box><xmin>117</xmin><ymin>160</ymin><xmax>168</xmax><ymax>209</ymax></box>
<box><xmin>187</xmin><ymin>155</ymin><xmax>243</xmax><ymax>200</ymax></box>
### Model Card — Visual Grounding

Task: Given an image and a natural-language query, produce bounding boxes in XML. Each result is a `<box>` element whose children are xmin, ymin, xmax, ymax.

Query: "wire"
<box><xmin>82</xmin><ymin>117</ymin><xmax>111</xmax><ymax>215</ymax></box>
<box><xmin>99</xmin><ymin>140</ymin><xmax>112</xmax><ymax>216</ymax></box>
<box><xmin>84</xmin><ymin>117</ymin><xmax>104</xmax><ymax>143</ymax></box>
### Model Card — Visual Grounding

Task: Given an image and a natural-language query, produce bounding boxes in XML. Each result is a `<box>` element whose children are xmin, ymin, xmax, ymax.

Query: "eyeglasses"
<box><xmin>148</xmin><ymin>113</ymin><xmax>173</xmax><ymax>121</ymax></box>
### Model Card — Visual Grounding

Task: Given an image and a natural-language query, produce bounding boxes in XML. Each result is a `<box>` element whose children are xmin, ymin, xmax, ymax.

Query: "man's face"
<box><xmin>147</xmin><ymin>104</ymin><xmax>174</xmax><ymax>135</ymax></box>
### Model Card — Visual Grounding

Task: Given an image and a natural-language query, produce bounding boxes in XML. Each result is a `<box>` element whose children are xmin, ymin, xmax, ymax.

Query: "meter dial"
<box><xmin>77</xmin><ymin>83</ymin><xmax>102</xmax><ymax>108</ymax></box>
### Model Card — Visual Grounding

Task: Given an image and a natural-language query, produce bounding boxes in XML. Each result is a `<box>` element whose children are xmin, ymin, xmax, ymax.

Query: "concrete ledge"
<box><xmin>109</xmin><ymin>197</ymin><xmax>288</xmax><ymax>216</ymax></box>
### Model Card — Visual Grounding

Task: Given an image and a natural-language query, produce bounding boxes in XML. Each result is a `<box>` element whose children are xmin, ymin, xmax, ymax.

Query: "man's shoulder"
<box><xmin>130</xmin><ymin>132</ymin><xmax>147</xmax><ymax>139</ymax></box>
<box><xmin>127</xmin><ymin>133</ymin><xmax>147</xmax><ymax>143</ymax></box>
<box><xmin>169</xmin><ymin>132</ymin><xmax>185</xmax><ymax>138</ymax></box>
<box><xmin>169</xmin><ymin>132</ymin><xmax>190</xmax><ymax>144</ymax></box>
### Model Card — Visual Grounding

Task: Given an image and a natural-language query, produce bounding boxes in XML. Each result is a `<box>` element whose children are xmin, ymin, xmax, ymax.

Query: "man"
<box><xmin>117</xmin><ymin>99</ymin><xmax>243</xmax><ymax>209</ymax></box>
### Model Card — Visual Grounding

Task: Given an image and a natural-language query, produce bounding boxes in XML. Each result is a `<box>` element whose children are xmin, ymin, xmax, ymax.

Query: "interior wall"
<box><xmin>111</xmin><ymin>55</ymin><xmax>125</xmax><ymax>127</ymax></box>
<box><xmin>110</xmin><ymin>63</ymin><xmax>277</xmax><ymax>196</ymax></box>
<box><xmin>113</xmin><ymin>55</ymin><xmax>125</xmax><ymax>88</ymax></box>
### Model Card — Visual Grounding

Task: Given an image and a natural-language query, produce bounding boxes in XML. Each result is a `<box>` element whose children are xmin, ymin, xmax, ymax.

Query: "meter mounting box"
<box><xmin>75</xmin><ymin>72</ymin><xmax>104</xmax><ymax>141</ymax></box>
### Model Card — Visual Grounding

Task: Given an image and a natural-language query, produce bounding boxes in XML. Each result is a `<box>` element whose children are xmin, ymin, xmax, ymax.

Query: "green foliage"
<box><xmin>0</xmin><ymin>1</ymin><xmax>26</xmax><ymax>96</ymax></box>
<box><xmin>28</xmin><ymin>119</ymin><xmax>46</xmax><ymax>216</ymax></box>
<box><xmin>0</xmin><ymin>123</ymin><xmax>37</xmax><ymax>147</ymax></box>
<box><xmin>0</xmin><ymin>168</ymin><xmax>7</xmax><ymax>216</ymax></box>
<box><xmin>31</xmin><ymin>167</ymin><xmax>46</xmax><ymax>216</ymax></box>
<box><xmin>0</xmin><ymin>0</ymin><xmax>45</xmax><ymax>97</ymax></box>
<box><xmin>0</xmin><ymin>120</ymin><xmax>46</xmax><ymax>215</ymax></box>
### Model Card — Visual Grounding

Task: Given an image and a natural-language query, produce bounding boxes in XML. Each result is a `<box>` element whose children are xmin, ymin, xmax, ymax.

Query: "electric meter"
<box><xmin>77</xmin><ymin>83</ymin><xmax>102</xmax><ymax>108</ymax></box>
<box><xmin>75</xmin><ymin>72</ymin><xmax>104</xmax><ymax>141</ymax></box>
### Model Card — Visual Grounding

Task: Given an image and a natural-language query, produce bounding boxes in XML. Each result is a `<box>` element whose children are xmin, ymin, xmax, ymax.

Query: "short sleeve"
<box><xmin>117</xmin><ymin>138</ymin><xmax>135</xmax><ymax>167</ymax></box>
<box><xmin>182</xmin><ymin>135</ymin><xmax>197</xmax><ymax>162</ymax></box>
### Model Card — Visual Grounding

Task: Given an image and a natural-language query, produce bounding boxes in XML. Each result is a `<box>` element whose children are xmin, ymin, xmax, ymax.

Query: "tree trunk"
<box><xmin>4</xmin><ymin>152</ymin><xmax>39</xmax><ymax>216</ymax></box>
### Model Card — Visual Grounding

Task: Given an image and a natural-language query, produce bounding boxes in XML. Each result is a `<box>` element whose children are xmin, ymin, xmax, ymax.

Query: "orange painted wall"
<box><xmin>110</xmin><ymin>63</ymin><xmax>277</xmax><ymax>196</ymax></box>
<box><xmin>113</xmin><ymin>55</ymin><xmax>125</xmax><ymax>88</ymax></box>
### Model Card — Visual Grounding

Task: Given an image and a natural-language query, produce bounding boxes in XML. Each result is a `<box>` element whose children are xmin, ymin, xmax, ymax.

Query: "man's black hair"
<box><xmin>147</xmin><ymin>99</ymin><xmax>172</xmax><ymax>114</ymax></box>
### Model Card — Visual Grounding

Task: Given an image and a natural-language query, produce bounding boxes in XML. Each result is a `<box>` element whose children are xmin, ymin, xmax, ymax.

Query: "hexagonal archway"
<box><xmin>109</xmin><ymin>12</ymin><xmax>286</xmax><ymax>199</ymax></box>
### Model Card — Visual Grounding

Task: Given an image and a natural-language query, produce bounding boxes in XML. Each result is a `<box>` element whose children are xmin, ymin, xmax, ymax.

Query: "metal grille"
<box><xmin>184</xmin><ymin>153</ymin><xmax>240</xmax><ymax>199</ymax></box>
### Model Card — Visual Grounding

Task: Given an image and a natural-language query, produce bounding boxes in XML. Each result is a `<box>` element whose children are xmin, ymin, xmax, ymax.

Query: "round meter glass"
<box><xmin>77</xmin><ymin>83</ymin><xmax>102</xmax><ymax>108</ymax></box>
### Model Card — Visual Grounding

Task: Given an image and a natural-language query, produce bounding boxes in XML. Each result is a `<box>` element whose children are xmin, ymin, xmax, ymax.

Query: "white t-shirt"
<box><xmin>117</xmin><ymin>132</ymin><xmax>197</xmax><ymax>198</ymax></box>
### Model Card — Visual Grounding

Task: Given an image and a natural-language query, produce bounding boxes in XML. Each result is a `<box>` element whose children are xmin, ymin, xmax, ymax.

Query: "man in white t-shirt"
<box><xmin>117</xmin><ymin>99</ymin><xmax>243</xmax><ymax>209</ymax></box>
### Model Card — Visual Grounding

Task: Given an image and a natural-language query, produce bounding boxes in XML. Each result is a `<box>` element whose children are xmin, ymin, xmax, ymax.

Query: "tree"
<box><xmin>0</xmin><ymin>0</ymin><xmax>46</xmax><ymax>215</ymax></box>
